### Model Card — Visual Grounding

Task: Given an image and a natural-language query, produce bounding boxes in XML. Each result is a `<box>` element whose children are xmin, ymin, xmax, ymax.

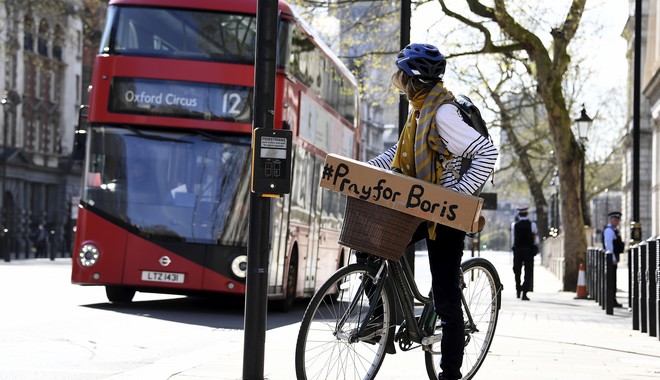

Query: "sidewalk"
<box><xmin>112</xmin><ymin>250</ymin><xmax>660</xmax><ymax>380</ymax></box>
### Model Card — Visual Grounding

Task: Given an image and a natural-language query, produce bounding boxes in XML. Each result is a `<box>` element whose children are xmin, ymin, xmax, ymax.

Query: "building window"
<box><xmin>77</xmin><ymin>30</ymin><xmax>82</xmax><ymax>55</ymax></box>
<box><xmin>35</xmin><ymin>68</ymin><xmax>42</xmax><ymax>99</ymax></box>
<box><xmin>75</xmin><ymin>75</ymin><xmax>80</xmax><ymax>103</ymax></box>
<box><xmin>38</xmin><ymin>19</ymin><xmax>49</xmax><ymax>57</ymax></box>
<box><xmin>25</xmin><ymin>119</ymin><xmax>34</xmax><ymax>152</ymax></box>
<box><xmin>53</xmin><ymin>25</ymin><xmax>63</xmax><ymax>61</ymax></box>
<box><xmin>48</xmin><ymin>121</ymin><xmax>56</xmax><ymax>154</ymax></box>
<box><xmin>24</xmin><ymin>15</ymin><xmax>34</xmax><ymax>52</ymax></box>
<box><xmin>50</xmin><ymin>70</ymin><xmax>58</xmax><ymax>103</ymax></box>
<box><xmin>7</xmin><ymin>55</ymin><xmax>16</xmax><ymax>89</ymax></box>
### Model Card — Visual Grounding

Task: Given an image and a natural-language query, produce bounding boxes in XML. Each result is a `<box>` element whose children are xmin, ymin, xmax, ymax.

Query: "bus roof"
<box><xmin>108</xmin><ymin>0</ymin><xmax>358</xmax><ymax>88</ymax></box>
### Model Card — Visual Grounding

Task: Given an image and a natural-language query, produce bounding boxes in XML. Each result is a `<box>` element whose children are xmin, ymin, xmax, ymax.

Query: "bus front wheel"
<box><xmin>105</xmin><ymin>286</ymin><xmax>136</xmax><ymax>303</ymax></box>
<box><xmin>272</xmin><ymin>253</ymin><xmax>298</xmax><ymax>312</ymax></box>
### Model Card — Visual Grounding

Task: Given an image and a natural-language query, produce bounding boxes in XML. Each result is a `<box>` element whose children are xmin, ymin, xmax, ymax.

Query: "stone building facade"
<box><xmin>0</xmin><ymin>0</ymin><xmax>84</xmax><ymax>260</ymax></box>
<box><xmin>622</xmin><ymin>0</ymin><xmax>660</xmax><ymax>241</ymax></box>
<box><xmin>637</xmin><ymin>0</ymin><xmax>660</xmax><ymax>239</ymax></box>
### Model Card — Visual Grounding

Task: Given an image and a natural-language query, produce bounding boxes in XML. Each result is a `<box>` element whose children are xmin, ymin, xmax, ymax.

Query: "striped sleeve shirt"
<box><xmin>367</xmin><ymin>103</ymin><xmax>498</xmax><ymax>196</ymax></box>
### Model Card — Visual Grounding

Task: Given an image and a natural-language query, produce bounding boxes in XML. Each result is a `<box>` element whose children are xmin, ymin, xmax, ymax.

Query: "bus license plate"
<box><xmin>141</xmin><ymin>271</ymin><xmax>185</xmax><ymax>284</ymax></box>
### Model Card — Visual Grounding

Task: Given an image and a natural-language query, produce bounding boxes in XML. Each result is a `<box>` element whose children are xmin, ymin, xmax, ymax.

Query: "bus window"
<box><xmin>288</xmin><ymin>25</ymin><xmax>356</xmax><ymax>124</ymax></box>
<box><xmin>107</xmin><ymin>6</ymin><xmax>257</xmax><ymax>64</ymax></box>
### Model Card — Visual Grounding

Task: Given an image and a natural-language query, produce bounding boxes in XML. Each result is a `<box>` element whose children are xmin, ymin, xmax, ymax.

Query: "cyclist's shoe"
<box><xmin>360</xmin><ymin>318</ymin><xmax>396</xmax><ymax>354</ymax></box>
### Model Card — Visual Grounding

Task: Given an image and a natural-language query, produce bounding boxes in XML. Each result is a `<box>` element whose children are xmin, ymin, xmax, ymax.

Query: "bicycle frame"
<box><xmin>351</xmin><ymin>253</ymin><xmax>481</xmax><ymax>352</ymax></box>
<box><xmin>348</xmin><ymin>254</ymin><xmax>435</xmax><ymax>347</ymax></box>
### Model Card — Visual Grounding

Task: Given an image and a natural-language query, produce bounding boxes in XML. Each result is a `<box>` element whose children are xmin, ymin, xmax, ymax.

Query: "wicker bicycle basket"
<box><xmin>339</xmin><ymin>197</ymin><xmax>423</xmax><ymax>261</ymax></box>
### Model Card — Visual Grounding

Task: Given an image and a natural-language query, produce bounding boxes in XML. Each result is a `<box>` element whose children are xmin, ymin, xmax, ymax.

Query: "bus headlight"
<box><xmin>78</xmin><ymin>244</ymin><xmax>100</xmax><ymax>267</ymax></box>
<box><xmin>230</xmin><ymin>255</ymin><xmax>247</xmax><ymax>279</ymax></box>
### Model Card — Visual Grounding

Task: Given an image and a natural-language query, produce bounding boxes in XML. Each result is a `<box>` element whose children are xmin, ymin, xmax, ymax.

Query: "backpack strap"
<box><xmin>434</xmin><ymin>99</ymin><xmax>496</xmax><ymax>193</ymax></box>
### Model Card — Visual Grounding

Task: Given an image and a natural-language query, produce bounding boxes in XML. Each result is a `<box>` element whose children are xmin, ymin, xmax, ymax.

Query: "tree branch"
<box><xmin>437</xmin><ymin>0</ymin><xmax>525</xmax><ymax>56</ymax></box>
<box><xmin>551</xmin><ymin>0</ymin><xmax>587</xmax><ymax>76</ymax></box>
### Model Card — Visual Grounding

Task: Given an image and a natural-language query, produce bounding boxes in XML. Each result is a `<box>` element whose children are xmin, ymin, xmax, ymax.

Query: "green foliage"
<box><xmin>290</xmin><ymin>1</ymin><xmax>401</xmax><ymax>107</ymax></box>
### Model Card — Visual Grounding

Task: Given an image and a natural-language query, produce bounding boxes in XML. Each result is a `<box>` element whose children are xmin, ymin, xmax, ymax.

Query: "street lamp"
<box><xmin>575</xmin><ymin>104</ymin><xmax>593</xmax><ymax>227</ymax></box>
<box><xmin>549</xmin><ymin>168</ymin><xmax>560</xmax><ymax>237</ymax></box>
<box><xmin>1</xmin><ymin>94</ymin><xmax>11</xmax><ymax>262</ymax></box>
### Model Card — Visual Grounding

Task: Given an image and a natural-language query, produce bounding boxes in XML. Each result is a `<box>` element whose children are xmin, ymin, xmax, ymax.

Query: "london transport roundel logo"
<box><xmin>159</xmin><ymin>256</ymin><xmax>172</xmax><ymax>267</ymax></box>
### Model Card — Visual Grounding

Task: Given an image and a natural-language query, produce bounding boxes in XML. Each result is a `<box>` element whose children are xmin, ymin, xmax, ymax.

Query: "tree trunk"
<box><xmin>558</xmin><ymin>154</ymin><xmax>585</xmax><ymax>291</ymax></box>
<box><xmin>543</xmin><ymin>95</ymin><xmax>587</xmax><ymax>292</ymax></box>
<box><xmin>533</xmin><ymin>196</ymin><xmax>549</xmax><ymax>240</ymax></box>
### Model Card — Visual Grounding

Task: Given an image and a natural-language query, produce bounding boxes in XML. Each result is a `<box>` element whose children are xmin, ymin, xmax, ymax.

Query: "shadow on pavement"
<box><xmin>82</xmin><ymin>295</ymin><xmax>309</xmax><ymax>330</ymax></box>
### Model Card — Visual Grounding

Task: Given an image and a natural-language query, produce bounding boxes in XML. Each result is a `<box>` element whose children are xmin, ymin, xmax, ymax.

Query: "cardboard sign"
<box><xmin>319</xmin><ymin>154</ymin><xmax>484</xmax><ymax>233</ymax></box>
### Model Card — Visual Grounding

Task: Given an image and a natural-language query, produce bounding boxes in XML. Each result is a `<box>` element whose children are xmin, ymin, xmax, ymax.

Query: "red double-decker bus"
<box><xmin>71</xmin><ymin>0</ymin><xmax>360</xmax><ymax>310</ymax></box>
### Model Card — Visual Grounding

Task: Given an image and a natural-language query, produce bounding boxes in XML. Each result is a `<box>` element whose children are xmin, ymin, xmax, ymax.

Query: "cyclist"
<box><xmin>368</xmin><ymin>43</ymin><xmax>498</xmax><ymax>380</ymax></box>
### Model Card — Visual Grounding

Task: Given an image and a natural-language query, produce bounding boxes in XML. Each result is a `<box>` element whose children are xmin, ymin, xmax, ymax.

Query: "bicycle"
<box><xmin>295</xmin><ymin>197</ymin><xmax>502</xmax><ymax>380</ymax></box>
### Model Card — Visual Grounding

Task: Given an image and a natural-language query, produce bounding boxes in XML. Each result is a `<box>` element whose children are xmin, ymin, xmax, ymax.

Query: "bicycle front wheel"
<box><xmin>424</xmin><ymin>257</ymin><xmax>501</xmax><ymax>380</ymax></box>
<box><xmin>295</xmin><ymin>262</ymin><xmax>394</xmax><ymax>380</ymax></box>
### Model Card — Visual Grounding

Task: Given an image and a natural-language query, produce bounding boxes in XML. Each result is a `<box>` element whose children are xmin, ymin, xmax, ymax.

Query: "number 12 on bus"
<box><xmin>71</xmin><ymin>0</ymin><xmax>361</xmax><ymax>311</ymax></box>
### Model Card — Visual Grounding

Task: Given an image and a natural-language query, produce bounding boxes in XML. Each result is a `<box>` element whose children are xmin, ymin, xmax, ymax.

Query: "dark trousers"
<box><xmin>35</xmin><ymin>241</ymin><xmax>48</xmax><ymax>258</ymax></box>
<box><xmin>513</xmin><ymin>247</ymin><xmax>534</xmax><ymax>293</ymax></box>
<box><xmin>411</xmin><ymin>222</ymin><xmax>465</xmax><ymax>380</ymax></box>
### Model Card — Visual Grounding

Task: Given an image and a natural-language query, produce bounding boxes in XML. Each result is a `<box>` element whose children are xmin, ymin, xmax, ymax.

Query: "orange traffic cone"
<box><xmin>575</xmin><ymin>262</ymin><xmax>588</xmax><ymax>299</ymax></box>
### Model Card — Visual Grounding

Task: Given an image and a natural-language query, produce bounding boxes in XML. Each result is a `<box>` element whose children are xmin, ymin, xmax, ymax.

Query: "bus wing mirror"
<box><xmin>71</xmin><ymin>105</ymin><xmax>89</xmax><ymax>161</ymax></box>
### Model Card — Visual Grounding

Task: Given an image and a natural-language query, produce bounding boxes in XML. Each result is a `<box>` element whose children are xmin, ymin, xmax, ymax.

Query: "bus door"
<box><xmin>269</xmin><ymin>188</ymin><xmax>292</xmax><ymax>296</ymax></box>
<box><xmin>303</xmin><ymin>155</ymin><xmax>322</xmax><ymax>292</ymax></box>
<box><xmin>314</xmin><ymin>188</ymin><xmax>343</xmax><ymax>288</ymax></box>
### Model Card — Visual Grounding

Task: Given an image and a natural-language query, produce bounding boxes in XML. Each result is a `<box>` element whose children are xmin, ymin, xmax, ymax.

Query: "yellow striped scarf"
<box><xmin>392</xmin><ymin>82</ymin><xmax>454</xmax><ymax>239</ymax></box>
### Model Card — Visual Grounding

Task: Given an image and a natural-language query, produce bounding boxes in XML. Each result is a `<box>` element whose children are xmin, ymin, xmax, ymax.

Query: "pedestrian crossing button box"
<box><xmin>251</xmin><ymin>128</ymin><xmax>292</xmax><ymax>196</ymax></box>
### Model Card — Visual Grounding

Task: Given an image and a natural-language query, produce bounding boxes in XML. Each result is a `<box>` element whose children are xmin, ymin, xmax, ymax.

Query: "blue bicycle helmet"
<box><xmin>396</xmin><ymin>43</ymin><xmax>446</xmax><ymax>81</ymax></box>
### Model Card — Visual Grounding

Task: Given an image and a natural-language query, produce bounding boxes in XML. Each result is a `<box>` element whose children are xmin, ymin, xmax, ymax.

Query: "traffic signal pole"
<box><xmin>400</xmin><ymin>0</ymin><xmax>415</xmax><ymax>271</ymax></box>
<box><xmin>243</xmin><ymin>1</ymin><xmax>278</xmax><ymax>379</ymax></box>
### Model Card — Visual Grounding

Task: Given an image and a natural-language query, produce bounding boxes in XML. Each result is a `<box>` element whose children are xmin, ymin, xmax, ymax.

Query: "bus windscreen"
<box><xmin>82</xmin><ymin>126</ymin><xmax>251</xmax><ymax>246</ymax></box>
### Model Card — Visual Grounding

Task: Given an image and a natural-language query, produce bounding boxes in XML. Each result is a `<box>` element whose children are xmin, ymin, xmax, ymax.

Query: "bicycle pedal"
<box><xmin>421</xmin><ymin>332</ymin><xmax>442</xmax><ymax>346</ymax></box>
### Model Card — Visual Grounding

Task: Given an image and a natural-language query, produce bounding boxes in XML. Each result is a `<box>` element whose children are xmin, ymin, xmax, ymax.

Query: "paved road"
<box><xmin>124</xmin><ymin>250</ymin><xmax>660</xmax><ymax>380</ymax></box>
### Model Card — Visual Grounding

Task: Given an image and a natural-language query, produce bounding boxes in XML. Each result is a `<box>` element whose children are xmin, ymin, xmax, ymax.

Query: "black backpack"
<box><xmin>441</xmin><ymin>95</ymin><xmax>493</xmax><ymax>195</ymax></box>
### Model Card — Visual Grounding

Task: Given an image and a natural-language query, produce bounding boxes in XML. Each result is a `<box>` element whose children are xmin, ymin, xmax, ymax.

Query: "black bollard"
<box><xmin>647</xmin><ymin>238</ymin><xmax>657</xmax><ymax>337</ymax></box>
<box><xmin>605</xmin><ymin>252</ymin><xmax>614</xmax><ymax>315</ymax></box>
<box><xmin>632</xmin><ymin>245</ymin><xmax>639</xmax><ymax>330</ymax></box>
<box><xmin>655</xmin><ymin>240</ymin><xmax>660</xmax><ymax>341</ymax></box>
<box><xmin>639</xmin><ymin>243</ymin><xmax>648</xmax><ymax>333</ymax></box>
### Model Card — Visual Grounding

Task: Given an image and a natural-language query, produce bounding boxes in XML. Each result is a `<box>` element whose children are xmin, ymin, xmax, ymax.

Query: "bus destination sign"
<box><xmin>109</xmin><ymin>77</ymin><xmax>253</xmax><ymax>123</ymax></box>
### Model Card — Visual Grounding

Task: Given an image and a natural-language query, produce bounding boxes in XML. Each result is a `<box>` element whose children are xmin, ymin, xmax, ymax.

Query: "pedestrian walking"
<box><xmin>32</xmin><ymin>224</ymin><xmax>49</xmax><ymax>258</ymax></box>
<box><xmin>367</xmin><ymin>43</ymin><xmax>498</xmax><ymax>380</ymax></box>
<box><xmin>602</xmin><ymin>211</ymin><xmax>624</xmax><ymax>307</ymax></box>
<box><xmin>511</xmin><ymin>205</ymin><xmax>537</xmax><ymax>301</ymax></box>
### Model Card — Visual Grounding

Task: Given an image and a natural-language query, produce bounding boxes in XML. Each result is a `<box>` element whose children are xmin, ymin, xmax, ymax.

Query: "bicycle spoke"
<box><xmin>296</xmin><ymin>264</ymin><xmax>392</xmax><ymax>380</ymax></box>
<box><xmin>425</xmin><ymin>257</ymin><xmax>501</xmax><ymax>380</ymax></box>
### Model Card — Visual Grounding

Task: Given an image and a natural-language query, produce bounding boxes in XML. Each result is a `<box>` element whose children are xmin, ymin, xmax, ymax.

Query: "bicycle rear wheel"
<box><xmin>295</xmin><ymin>262</ymin><xmax>394</xmax><ymax>380</ymax></box>
<box><xmin>424</xmin><ymin>257</ymin><xmax>501</xmax><ymax>380</ymax></box>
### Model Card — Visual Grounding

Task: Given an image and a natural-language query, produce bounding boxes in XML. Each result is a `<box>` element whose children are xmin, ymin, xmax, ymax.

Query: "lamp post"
<box><xmin>1</xmin><ymin>94</ymin><xmax>11</xmax><ymax>262</ymax></box>
<box><xmin>549</xmin><ymin>168</ymin><xmax>560</xmax><ymax>237</ymax></box>
<box><xmin>575</xmin><ymin>104</ymin><xmax>593</xmax><ymax>227</ymax></box>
